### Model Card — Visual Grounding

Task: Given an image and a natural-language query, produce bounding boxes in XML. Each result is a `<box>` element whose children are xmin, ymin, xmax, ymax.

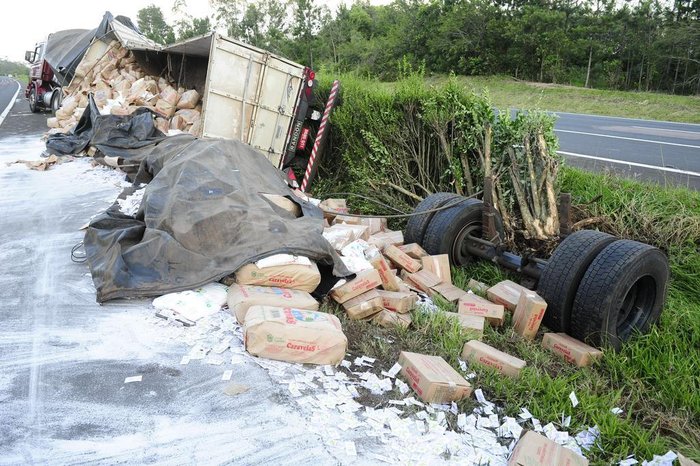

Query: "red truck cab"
<box><xmin>25</xmin><ymin>41</ymin><xmax>62</xmax><ymax>114</ymax></box>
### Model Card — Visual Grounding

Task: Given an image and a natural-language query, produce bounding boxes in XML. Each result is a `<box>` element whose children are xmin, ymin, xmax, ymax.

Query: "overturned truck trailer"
<box><xmin>71</xmin><ymin>23</ymin><xmax>319</xmax><ymax>169</ymax></box>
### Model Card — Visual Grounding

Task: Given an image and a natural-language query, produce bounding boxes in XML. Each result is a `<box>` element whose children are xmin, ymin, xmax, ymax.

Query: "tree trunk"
<box><xmin>585</xmin><ymin>45</ymin><xmax>593</xmax><ymax>88</ymax></box>
<box><xmin>638</xmin><ymin>55</ymin><xmax>644</xmax><ymax>91</ymax></box>
<box><xmin>672</xmin><ymin>57</ymin><xmax>680</xmax><ymax>94</ymax></box>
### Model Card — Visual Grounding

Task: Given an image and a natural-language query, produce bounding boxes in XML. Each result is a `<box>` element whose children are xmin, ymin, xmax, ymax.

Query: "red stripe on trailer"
<box><xmin>301</xmin><ymin>80</ymin><xmax>340</xmax><ymax>192</ymax></box>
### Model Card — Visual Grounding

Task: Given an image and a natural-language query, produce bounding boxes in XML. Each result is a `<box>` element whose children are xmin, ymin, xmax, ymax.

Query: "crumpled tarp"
<box><xmin>46</xmin><ymin>95</ymin><xmax>166</xmax><ymax>157</ymax></box>
<box><xmin>84</xmin><ymin>133</ymin><xmax>350</xmax><ymax>302</ymax></box>
<box><xmin>43</xmin><ymin>12</ymin><xmax>139</xmax><ymax>87</ymax></box>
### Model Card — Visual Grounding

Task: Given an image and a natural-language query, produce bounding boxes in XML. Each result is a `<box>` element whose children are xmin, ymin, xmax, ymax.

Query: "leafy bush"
<box><xmin>316</xmin><ymin>73</ymin><xmax>560</xmax><ymax>241</ymax></box>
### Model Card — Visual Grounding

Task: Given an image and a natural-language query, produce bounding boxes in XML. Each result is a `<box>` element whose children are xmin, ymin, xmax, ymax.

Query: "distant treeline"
<box><xmin>0</xmin><ymin>59</ymin><xmax>28</xmax><ymax>78</ymax></box>
<box><xmin>140</xmin><ymin>0</ymin><xmax>700</xmax><ymax>95</ymax></box>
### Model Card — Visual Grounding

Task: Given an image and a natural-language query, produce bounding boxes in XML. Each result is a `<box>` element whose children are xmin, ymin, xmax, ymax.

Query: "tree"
<box><xmin>137</xmin><ymin>4</ymin><xmax>176</xmax><ymax>45</ymax></box>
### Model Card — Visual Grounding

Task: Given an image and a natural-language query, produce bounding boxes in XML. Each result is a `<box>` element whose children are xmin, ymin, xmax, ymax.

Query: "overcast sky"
<box><xmin>0</xmin><ymin>0</ymin><xmax>371</xmax><ymax>63</ymax></box>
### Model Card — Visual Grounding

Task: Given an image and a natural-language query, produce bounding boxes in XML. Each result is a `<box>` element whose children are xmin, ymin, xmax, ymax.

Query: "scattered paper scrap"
<box><xmin>124</xmin><ymin>375</ymin><xmax>142</xmax><ymax>383</ymax></box>
<box><xmin>222</xmin><ymin>369</ymin><xmax>233</xmax><ymax>381</ymax></box>
<box><xmin>611</xmin><ymin>407</ymin><xmax>624</xmax><ymax>415</ymax></box>
<box><xmin>569</xmin><ymin>390</ymin><xmax>579</xmax><ymax>407</ymax></box>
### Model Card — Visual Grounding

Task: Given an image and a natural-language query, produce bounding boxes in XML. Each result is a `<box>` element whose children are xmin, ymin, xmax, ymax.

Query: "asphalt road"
<box><xmin>554</xmin><ymin>111</ymin><xmax>700</xmax><ymax>188</ymax></box>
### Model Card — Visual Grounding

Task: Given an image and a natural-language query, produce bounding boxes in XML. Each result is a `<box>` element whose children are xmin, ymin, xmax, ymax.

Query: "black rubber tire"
<box><xmin>50</xmin><ymin>90</ymin><xmax>62</xmax><ymax>116</ymax></box>
<box><xmin>421</xmin><ymin>198</ymin><xmax>504</xmax><ymax>266</ymax></box>
<box><xmin>405</xmin><ymin>192</ymin><xmax>462</xmax><ymax>245</ymax></box>
<box><xmin>28</xmin><ymin>88</ymin><xmax>39</xmax><ymax>113</ymax></box>
<box><xmin>537</xmin><ymin>230</ymin><xmax>616</xmax><ymax>332</ymax></box>
<box><xmin>570</xmin><ymin>239</ymin><xmax>669</xmax><ymax>350</ymax></box>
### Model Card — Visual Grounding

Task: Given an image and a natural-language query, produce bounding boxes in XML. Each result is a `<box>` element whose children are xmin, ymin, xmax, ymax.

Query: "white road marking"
<box><xmin>555</xmin><ymin>129</ymin><xmax>700</xmax><ymax>149</ymax></box>
<box><xmin>554</xmin><ymin>110</ymin><xmax>700</xmax><ymax>127</ymax></box>
<box><xmin>0</xmin><ymin>80</ymin><xmax>21</xmax><ymax>127</ymax></box>
<box><xmin>559</xmin><ymin>150</ymin><xmax>700</xmax><ymax>177</ymax></box>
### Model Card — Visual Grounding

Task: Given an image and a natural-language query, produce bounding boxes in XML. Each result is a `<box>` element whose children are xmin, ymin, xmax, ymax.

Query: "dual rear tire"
<box><xmin>410</xmin><ymin>193</ymin><xmax>669</xmax><ymax>349</ymax></box>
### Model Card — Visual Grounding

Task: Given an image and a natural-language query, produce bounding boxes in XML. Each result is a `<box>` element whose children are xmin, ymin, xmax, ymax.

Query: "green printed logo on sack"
<box><xmin>283</xmin><ymin>308</ymin><xmax>324</xmax><ymax>324</ymax></box>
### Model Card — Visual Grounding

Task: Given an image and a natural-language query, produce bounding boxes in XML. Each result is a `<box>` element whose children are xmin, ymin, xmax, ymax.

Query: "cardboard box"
<box><xmin>373</xmin><ymin>308</ymin><xmax>412</xmax><ymax>328</ymax></box>
<box><xmin>458</xmin><ymin>293</ymin><xmax>505</xmax><ymax>326</ymax></box>
<box><xmin>375</xmin><ymin>289</ymin><xmax>418</xmax><ymax>313</ymax></box>
<box><xmin>332</xmin><ymin>214</ymin><xmax>362</xmax><ymax>225</ymax></box>
<box><xmin>383</xmin><ymin>244</ymin><xmax>422</xmax><ymax>273</ymax></box>
<box><xmin>342</xmin><ymin>289</ymin><xmax>384</xmax><ymax>320</ymax></box>
<box><xmin>421</xmin><ymin>254</ymin><xmax>451</xmax><ymax>284</ymax></box>
<box><xmin>227</xmin><ymin>284</ymin><xmax>319</xmax><ymax>324</ymax></box>
<box><xmin>359</xmin><ymin>217</ymin><xmax>387</xmax><ymax>234</ymax></box>
<box><xmin>398</xmin><ymin>351</ymin><xmax>472</xmax><ymax>403</ymax></box>
<box><xmin>366</xmin><ymin>247</ymin><xmax>401</xmax><ymax>292</ymax></box>
<box><xmin>244</xmin><ymin>306</ymin><xmax>348</xmax><ymax>365</ymax></box>
<box><xmin>467</xmin><ymin>279</ymin><xmax>488</xmax><ymax>294</ymax></box>
<box><xmin>452</xmin><ymin>313</ymin><xmax>485</xmax><ymax>340</ymax></box>
<box><xmin>235</xmin><ymin>261</ymin><xmax>321</xmax><ymax>293</ymax></box>
<box><xmin>513</xmin><ymin>291</ymin><xmax>548</xmax><ymax>339</ymax></box>
<box><xmin>319</xmin><ymin>198</ymin><xmax>347</xmax><ymax>218</ymax></box>
<box><xmin>541</xmin><ymin>333</ymin><xmax>603</xmax><ymax>367</ymax></box>
<box><xmin>367</xmin><ymin>230</ymin><xmax>404</xmax><ymax>249</ymax></box>
<box><xmin>260</xmin><ymin>193</ymin><xmax>302</xmax><ymax>218</ymax></box>
<box><xmin>486</xmin><ymin>280</ymin><xmax>532</xmax><ymax>311</ymax></box>
<box><xmin>399</xmin><ymin>243</ymin><xmax>429</xmax><ymax>259</ymax></box>
<box><xmin>431</xmin><ymin>283</ymin><xmax>468</xmax><ymax>303</ymax></box>
<box><xmin>508</xmin><ymin>430</ymin><xmax>589</xmax><ymax>466</ymax></box>
<box><xmin>461</xmin><ymin>340</ymin><xmax>526</xmax><ymax>378</ymax></box>
<box><xmin>404</xmin><ymin>269</ymin><xmax>442</xmax><ymax>294</ymax></box>
<box><xmin>330</xmin><ymin>269</ymin><xmax>382</xmax><ymax>304</ymax></box>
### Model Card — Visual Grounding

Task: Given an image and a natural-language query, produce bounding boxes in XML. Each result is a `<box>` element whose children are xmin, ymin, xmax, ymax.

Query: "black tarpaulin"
<box><xmin>84</xmin><ymin>135</ymin><xmax>350</xmax><ymax>302</ymax></box>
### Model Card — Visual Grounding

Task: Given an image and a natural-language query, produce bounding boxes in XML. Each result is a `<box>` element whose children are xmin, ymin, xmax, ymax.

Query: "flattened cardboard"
<box><xmin>227</xmin><ymin>284</ymin><xmax>319</xmax><ymax>324</ymax></box>
<box><xmin>431</xmin><ymin>282</ymin><xmax>468</xmax><ymax>303</ymax></box>
<box><xmin>373</xmin><ymin>309</ymin><xmax>412</xmax><ymax>328</ymax></box>
<box><xmin>375</xmin><ymin>289</ymin><xmax>418</xmax><ymax>313</ymax></box>
<box><xmin>541</xmin><ymin>333</ymin><xmax>603</xmax><ymax>367</ymax></box>
<box><xmin>398</xmin><ymin>351</ymin><xmax>472</xmax><ymax>403</ymax></box>
<box><xmin>398</xmin><ymin>243</ymin><xmax>429</xmax><ymax>259</ymax></box>
<box><xmin>512</xmin><ymin>291</ymin><xmax>547</xmax><ymax>339</ymax></box>
<box><xmin>383</xmin><ymin>244</ymin><xmax>422</xmax><ymax>273</ymax></box>
<box><xmin>458</xmin><ymin>294</ymin><xmax>505</xmax><ymax>326</ymax></box>
<box><xmin>330</xmin><ymin>269</ymin><xmax>382</xmax><ymax>304</ymax></box>
<box><xmin>421</xmin><ymin>254</ymin><xmax>451</xmax><ymax>284</ymax></box>
<box><xmin>508</xmin><ymin>430</ymin><xmax>589</xmax><ymax>466</ymax></box>
<box><xmin>244</xmin><ymin>306</ymin><xmax>347</xmax><ymax>365</ymax></box>
<box><xmin>235</xmin><ymin>262</ymin><xmax>321</xmax><ymax>293</ymax></box>
<box><xmin>461</xmin><ymin>340</ymin><xmax>526</xmax><ymax>378</ymax></box>
<box><xmin>342</xmin><ymin>289</ymin><xmax>384</xmax><ymax>320</ymax></box>
<box><xmin>486</xmin><ymin>280</ymin><xmax>532</xmax><ymax>311</ymax></box>
<box><xmin>366</xmin><ymin>247</ymin><xmax>401</xmax><ymax>292</ymax></box>
<box><xmin>404</xmin><ymin>269</ymin><xmax>441</xmax><ymax>294</ymax></box>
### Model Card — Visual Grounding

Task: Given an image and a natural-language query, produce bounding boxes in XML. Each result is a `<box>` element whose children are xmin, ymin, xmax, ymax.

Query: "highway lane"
<box><xmin>3</xmin><ymin>74</ymin><xmax>699</xmax><ymax>187</ymax></box>
<box><xmin>554</xmin><ymin>111</ymin><xmax>700</xmax><ymax>188</ymax></box>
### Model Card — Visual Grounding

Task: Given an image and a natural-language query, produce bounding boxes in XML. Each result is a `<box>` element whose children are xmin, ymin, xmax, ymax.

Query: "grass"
<box><xmin>425</xmin><ymin>75</ymin><xmax>700</xmax><ymax>124</ymax></box>
<box><xmin>325</xmin><ymin>165</ymin><xmax>700</xmax><ymax>464</ymax></box>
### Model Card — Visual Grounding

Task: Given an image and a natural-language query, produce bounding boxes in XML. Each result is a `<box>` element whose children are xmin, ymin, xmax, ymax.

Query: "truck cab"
<box><xmin>25</xmin><ymin>40</ymin><xmax>62</xmax><ymax>114</ymax></box>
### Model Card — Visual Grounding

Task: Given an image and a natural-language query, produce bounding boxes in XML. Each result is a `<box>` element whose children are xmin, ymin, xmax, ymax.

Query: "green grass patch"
<box><xmin>427</xmin><ymin>75</ymin><xmax>700</xmax><ymax>124</ymax></box>
<box><xmin>327</xmin><ymin>166</ymin><xmax>700</xmax><ymax>463</ymax></box>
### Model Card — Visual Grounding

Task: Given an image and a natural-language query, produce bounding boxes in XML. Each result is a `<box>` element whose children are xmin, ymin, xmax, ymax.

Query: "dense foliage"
<box><xmin>314</xmin><ymin>73</ymin><xmax>561</xmax><ymax>241</ymax></box>
<box><xmin>214</xmin><ymin>0</ymin><xmax>700</xmax><ymax>95</ymax></box>
<box><xmin>141</xmin><ymin>0</ymin><xmax>700</xmax><ymax>94</ymax></box>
